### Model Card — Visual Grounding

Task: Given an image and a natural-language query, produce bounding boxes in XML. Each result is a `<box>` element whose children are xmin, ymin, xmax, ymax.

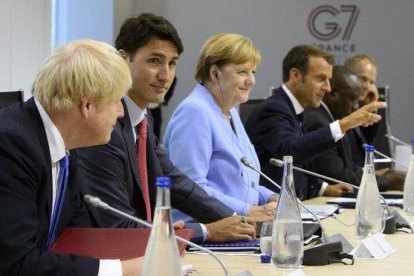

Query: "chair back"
<box><xmin>239</xmin><ymin>99</ymin><xmax>265</xmax><ymax>126</ymax></box>
<box><xmin>373</xmin><ymin>86</ymin><xmax>394</xmax><ymax>167</ymax></box>
<box><xmin>0</xmin><ymin>90</ymin><xmax>24</xmax><ymax>109</ymax></box>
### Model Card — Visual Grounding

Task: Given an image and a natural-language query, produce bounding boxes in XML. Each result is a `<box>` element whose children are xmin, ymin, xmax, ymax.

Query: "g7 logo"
<box><xmin>308</xmin><ymin>5</ymin><xmax>360</xmax><ymax>41</ymax></box>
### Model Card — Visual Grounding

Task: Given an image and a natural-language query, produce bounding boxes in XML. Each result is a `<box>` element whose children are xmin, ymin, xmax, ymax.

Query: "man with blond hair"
<box><xmin>0</xmin><ymin>39</ymin><xmax>141</xmax><ymax>275</ymax></box>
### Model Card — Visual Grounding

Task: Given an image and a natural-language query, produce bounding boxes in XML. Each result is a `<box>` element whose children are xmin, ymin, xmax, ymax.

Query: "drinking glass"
<box><xmin>260</xmin><ymin>222</ymin><xmax>273</xmax><ymax>256</ymax></box>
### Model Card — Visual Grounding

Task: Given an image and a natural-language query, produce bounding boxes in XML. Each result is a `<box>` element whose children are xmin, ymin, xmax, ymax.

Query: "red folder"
<box><xmin>49</xmin><ymin>228</ymin><xmax>193</xmax><ymax>259</ymax></box>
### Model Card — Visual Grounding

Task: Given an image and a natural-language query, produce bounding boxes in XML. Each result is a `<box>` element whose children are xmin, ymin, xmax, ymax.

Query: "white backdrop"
<box><xmin>1</xmin><ymin>0</ymin><xmax>413</xmax><ymax>142</ymax></box>
<box><xmin>0</xmin><ymin>0</ymin><xmax>51</xmax><ymax>98</ymax></box>
<box><xmin>128</xmin><ymin>0</ymin><xmax>414</xmax><ymax>142</ymax></box>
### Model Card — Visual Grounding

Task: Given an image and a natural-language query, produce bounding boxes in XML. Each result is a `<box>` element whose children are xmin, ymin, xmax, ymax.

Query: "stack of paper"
<box><xmin>301</xmin><ymin>204</ymin><xmax>340</xmax><ymax>220</ymax></box>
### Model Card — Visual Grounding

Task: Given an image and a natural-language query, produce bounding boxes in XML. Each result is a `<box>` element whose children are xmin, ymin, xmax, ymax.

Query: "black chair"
<box><xmin>373</xmin><ymin>86</ymin><xmax>394</xmax><ymax>167</ymax></box>
<box><xmin>270</xmin><ymin>86</ymin><xmax>277</xmax><ymax>96</ymax></box>
<box><xmin>239</xmin><ymin>99</ymin><xmax>264</xmax><ymax>126</ymax></box>
<box><xmin>0</xmin><ymin>90</ymin><xmax>24</xmax><ymax>109</ymax></box>
<box><xmin>238</xmin><ymin>86</ymin><xmax>277</xmax><ymax>126</ymax></box>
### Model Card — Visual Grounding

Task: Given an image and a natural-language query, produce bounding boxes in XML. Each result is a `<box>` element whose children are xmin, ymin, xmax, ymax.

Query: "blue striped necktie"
<box><xmin>46</xmin><ymin>154</ymin><xmax>69</xmax><ymax>249</ymax></box>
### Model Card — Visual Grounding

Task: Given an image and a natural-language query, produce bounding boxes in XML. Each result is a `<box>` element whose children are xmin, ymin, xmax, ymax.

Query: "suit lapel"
<box><xmin>120</xmin><ymin>100</ymin><xmax>143</xmax><ymax>192</ymax></box>
<box><xmin>24</xmin><ymin>99</ymin><xmax>54</xmax><ymax>222</ymax></box>
<box><xmin>321</xmin><ymin>102</ymin><xmax>354</xmax><ymax>169</ymax></box>
<box><xmin>278</xmin><ymin>87</ymin><xmax>303</xmax><ymax>135</ymax></box>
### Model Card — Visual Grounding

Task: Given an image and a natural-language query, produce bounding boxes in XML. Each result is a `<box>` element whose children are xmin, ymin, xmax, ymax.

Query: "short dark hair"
<box><xmin>330</xmin><ymin>65</ymin><xmax>361</xmax><ymax>97</ymax></box>
<box><xmin>115</xmin><ymin>13</ymin><xmax>183</xmax><ymax>58</ymax></box>
<box><xmin>282</xmin><ymin>44</ymin><xmax>334</xmax><ymax>82</ymax></box>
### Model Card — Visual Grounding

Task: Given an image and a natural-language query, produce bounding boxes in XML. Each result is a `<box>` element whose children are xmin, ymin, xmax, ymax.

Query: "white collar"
<box><xmin>124</xmin><ymin>94</ymin><xmax>146</xmax><ymax>127</ymax></box>
<box><xmin>34</xmin><ymin>98</ymin><xmax>66</xmax><ymax>164</ymax></box>
<box><xmin>282</xmin><ymin>84</ymin><xmax>304</xmax><ymax>115</ymax></box>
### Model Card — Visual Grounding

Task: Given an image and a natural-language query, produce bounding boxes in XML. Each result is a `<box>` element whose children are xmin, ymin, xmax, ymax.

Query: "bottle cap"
<box><xmin>156</xmin><ymin>176</ymin><xmax>171</xmax><ymax>187</ymax></box>
<box><xmin>260</xmin><ymin>254</ymin><xmax>271</xmax><ymax>263</ymax></box>
<box><xmin>364</xmin><ymin>144</ymin><xmax>375</xmax><ymax>152</ymax></box>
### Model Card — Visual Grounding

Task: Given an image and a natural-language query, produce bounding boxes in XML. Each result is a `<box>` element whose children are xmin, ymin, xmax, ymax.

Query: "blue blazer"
<box><xmin>76</xmin><ymin>99</ymin><xmax>234</xmax><ymax>243</ymax></box>
<box><xmin>245</xmin><ymin>87</ymin><xmax>336</xmax><ymax>199</ymax></box>
<box><xmin>0</xmin><ymin>98</ymin><xmax>97</xmax><ymax>275</ymax></box>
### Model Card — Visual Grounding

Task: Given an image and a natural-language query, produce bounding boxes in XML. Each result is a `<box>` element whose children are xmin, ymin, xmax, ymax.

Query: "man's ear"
<box><xmin>80</xmin><ymin>98</ymin><xmax>91</xmax><ymax>118</ymax></box>
<box><xmin>290</xmin><ymin>68</ymin><xmax>301</xmax><ymax>82</ymax></box>
<box><xmin>118</xmin><ymin>49</ymin><xmax>129</xmax><ymax>61</ymax></box>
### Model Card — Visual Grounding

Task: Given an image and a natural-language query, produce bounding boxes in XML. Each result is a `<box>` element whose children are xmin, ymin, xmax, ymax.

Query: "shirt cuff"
<box><xmin>200</xmin><ymin>223</ymin><xmax>208</xmax><ymax>242</ymax></box>
<box><xmin>330</xmin><ymin>120</ymin><xmax>344</xmax><ymax>142</ymax></box>
<box><xmin>318</xmin><ymin>182</ymin><xmax>329</xmax><ymax>196</ymax></box>
<box><xmin>98</xmin><ymin>260</ymin><xmax>122</xmax><ymax>276</ymax></box>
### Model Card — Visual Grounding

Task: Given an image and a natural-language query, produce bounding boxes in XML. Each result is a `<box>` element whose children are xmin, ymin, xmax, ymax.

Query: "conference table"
<box><xmin>182</xmin><ymin>196</ymin><xmax>414</xmax><ymax>275</ymax></box>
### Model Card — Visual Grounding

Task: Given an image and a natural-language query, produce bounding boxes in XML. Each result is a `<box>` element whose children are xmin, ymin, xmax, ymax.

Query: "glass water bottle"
<box><xmin>272</xmin><ymin>156</ymin><xmax>304</xmax><ymax>268</ymax></box>
<box><xmin>355</xmin><ymin>144</ymin><xmax>382</xmax><ymax>239</ymax></box>
<box><xmin>142</xmin><ymin>177</ymin><xmax>182</xmax><ymax>275</ymax></box>
<box><xmin>403</xmin><ymin>137</ymin><xmax>414</xmax><ymax>215</ymax></box>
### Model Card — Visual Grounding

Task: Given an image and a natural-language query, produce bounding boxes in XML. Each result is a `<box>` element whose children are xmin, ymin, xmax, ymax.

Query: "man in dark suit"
<box><xmin>245</xmin><ymin>45</ymin><xmax>386</xmax><ymax>199</ymax></box>
<box><xmin>344</xmin><ymin>55</ymin><xmax>380</xmax><ymax>167</ymax></box>
<box><xmin>76</xmin><ymin>13</ymin><xmax>262</xmax><ymax>244</ymax></box>
<box><xmin>304</xmin><ymin>65</ymin><xmax>404</xmax><ymax>191</ymax></box>
<box><xmin>303</xmin><ymin>65</ymin><xmax>363</xmax><ymax>187</ymax></box>
<box><xmin>0</xmin><ymin>40</ymin><xmax>141</xmax><ymax>275</ymax></box>
<box><xmin>343</xmin><ymin>55</ymin><xmax>405</xmax><ymax>185</ymax></box>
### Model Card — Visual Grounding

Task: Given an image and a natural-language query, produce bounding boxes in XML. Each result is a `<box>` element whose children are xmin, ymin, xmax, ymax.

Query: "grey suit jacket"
<box><xmin>76</xmin><ymin>99</ymin><xmax>234</xmax><ymax>243</ymax></box>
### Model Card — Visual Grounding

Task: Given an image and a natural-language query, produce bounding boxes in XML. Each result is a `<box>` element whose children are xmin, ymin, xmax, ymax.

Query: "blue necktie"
<box><xmin>46</xmin><ymin>154</ymin><xmax>69</xmax><ymax>249</ymax></box>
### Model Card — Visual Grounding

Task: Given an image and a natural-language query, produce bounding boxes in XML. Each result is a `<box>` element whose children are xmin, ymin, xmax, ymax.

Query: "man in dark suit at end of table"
<box><xmin>245</xmin><ymin>44</ymin><xmax>386</xmax><ymax>200</ymax></box>
<box><xmin>75</xmin><ymin>13</ymin><xmax>264</xmax><ymax>244</ymax></box>
<box><xmin>0</xmin><ymin>40</ymin><xmax>142</xmax><ymax>275</ymax></box>
<box><xmin>344</xmin><ymin>55</ymin><xmax>406</xmax><ymax>188</ymax></box>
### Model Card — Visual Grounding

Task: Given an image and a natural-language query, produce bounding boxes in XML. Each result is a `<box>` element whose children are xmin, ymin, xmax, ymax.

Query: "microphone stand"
<box><xmin>362</xmin><ymin>143</ymin><xmax>408</xmax><ymax>169</ymax></box>
<box><xmin>385</xmin><ymin>134</ymin><xmax>411</xmax><ymax>147</ymax></box>
<box><xmin>241</xmin><ymin>158</ymin><xmax>330</xmax><ymax>243</ymax></box>
<box><xmin>240</xmin><ymin>158</ymin><xmax>352</xmax><ymax>265</ymax></box>
<box><xmin>269</xmin><ymin>158</ymin><xmax>412</xmax><ymax>235</ymax></box>
<box><xmin>84</xmin><ymin>195</ymin><xmax>230</xmax><ymax>276</ymax></box>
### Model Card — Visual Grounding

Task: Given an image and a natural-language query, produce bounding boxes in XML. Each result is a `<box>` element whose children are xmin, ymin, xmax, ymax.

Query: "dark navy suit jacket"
<box><xmin>76</xmin><ymin>100</ymin><xmax>234</xmax><ymax>243</ymax></box>
<box><xmin>245</xmin><ymin>87</ymin><xmax>336</xmax><ymax>199</ymax></box>
<box><xmin>303</xmin><ymin>104</ymin><xmax>390</xmax><ymax>191</ymax></box>
<box><xmin>0</xmin><ymin>98</ymin><xmax>97</xmax><ymax>275</ymax></box>
<box><xmin>303</xmin><ymin>104</ymin><xmax>360</xmax><ymax>184</ymax></box>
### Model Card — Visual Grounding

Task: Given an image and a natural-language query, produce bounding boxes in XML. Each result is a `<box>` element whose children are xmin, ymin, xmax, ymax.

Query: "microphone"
<box><xmin>362</xmin><ymin>143</ymin><xmax>408</xmax><ymax>169</ymax></box>
<box><xmin>269</xmin><ymin>159</ymin><xmax>359</xmax><ymax>190</ymax></box>
<box><xmin>241</xmin><ymin>157</ymin><xmax>282</xmax><ymax>190</ymax></box>
<box><xmin>385</xmin><ymin>134</ymin><xmax>411</xmax><ymax>147</ymax></box>
<box><xmin>240</xmin><ymin>157</ymin><xmax>351</xmax><ymax>266</ymax></box>
<box><xmin>269</xmin><ymin>158</ymin><xmax>412</xmax><ymax>235</ymax></box>
<box><xmin>84</xmin><ymin>195</ymin><xmax>230</xmax><ymax>276</ymax></box>
<box><xmin>84</xmin><ymin>195</ymin><xmax>109</xmax><ymax>209</ymax></box>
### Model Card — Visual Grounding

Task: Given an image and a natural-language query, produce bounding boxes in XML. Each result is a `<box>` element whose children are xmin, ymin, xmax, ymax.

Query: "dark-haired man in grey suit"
<box><xmin>76</xmin><ymin>13</ymin><xmax>267</xmax><ymax>244</ymax></box>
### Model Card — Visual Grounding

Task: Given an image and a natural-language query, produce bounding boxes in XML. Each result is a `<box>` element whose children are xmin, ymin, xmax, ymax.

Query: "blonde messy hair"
<box><xmin>33</xmin><ymin>39</ymin><xmax>131</xmax><ymax>110</ymax></box>
<box><xmin>195</xmin><ymin>33</ymin><xmax>261</xmax><ymax>84</ymax></box>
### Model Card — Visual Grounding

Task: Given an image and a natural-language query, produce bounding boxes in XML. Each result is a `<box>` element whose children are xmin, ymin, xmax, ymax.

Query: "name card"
<box><xmin>351</xmin><ymin>233</ymin><xmax>396</xmax><ymax>259</ymax></box>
